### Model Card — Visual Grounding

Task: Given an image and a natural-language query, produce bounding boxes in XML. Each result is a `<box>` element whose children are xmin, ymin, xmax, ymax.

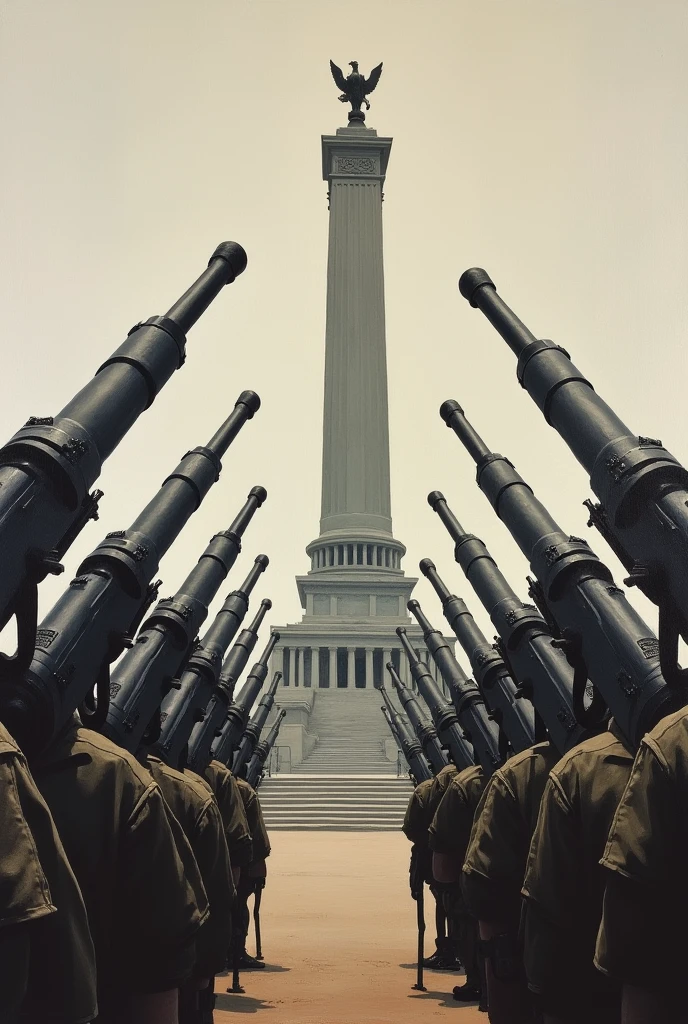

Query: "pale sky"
<box><xmin>1</xmin><ymin>0</ymin><xmax>687</xmax><ymax>663</ymax></box>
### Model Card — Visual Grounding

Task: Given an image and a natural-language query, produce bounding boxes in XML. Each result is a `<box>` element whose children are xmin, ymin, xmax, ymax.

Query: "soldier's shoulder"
<box><xmin>644</xmin><ymin>705</ymin><xmax>688</xmax><ymax>765</ymax></box>
<box><xmin>499</xmin><ymin>741</ymin><xmax>559</xmax><ymax>782</ymax></box>
<box><xmin>0</xmin><ymin>722</ymin><xmax>22</xmax><ymax>758</ymax></box>
<box><xmin>549</xmin><ymin>728</ymin><xmax>631</xmax><ymax>780</ymax></box>
<box><xmin>148</xmin><ymin>756</ymin><xmax>211</xmax><ymax>807</ymax></box>
<box><xmin>183</xmin><ymin>767</ymin><xmax>214</xmax><ymax>795</ymax></box>
<box><xmin>71</xmin><ymin>727</ymin><xmax>156</xmax><ymax>789</ymax></box>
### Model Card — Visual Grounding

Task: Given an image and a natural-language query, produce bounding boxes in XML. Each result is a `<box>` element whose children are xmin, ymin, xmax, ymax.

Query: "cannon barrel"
<box><xmin>428</xmin><ymin>490</ymin><xmax>587</xmax><ymax>755</ymax></box>
<box><xmin>231</xmin><ymin>671</ymin><xmax>282</xmax><ymax>774</ymax></box>
<box><xmin>395</xmin><ymin>624</ymin><xmax>476</xmax><ymax>770</ymax></box>
<box><xmin>0</xmin><ymin>243</ymin><xmax>247</xmax><ymax>663</ymax></box>
<box><xmin>420</xmin><ymin>559</ymin><xmax>535</xmax><ymax>752</ymax></box>
<box><xmin>103</xmin><ymin>490</ymin><xmax>267</xmax><ymax>752</ymax></box>
<box><xmin>459</xmin><ymin>268</ymin><xmax>688</xmax><ymax>678</ymax></box>
<box><xmin>150</xmin><ymin>560</ymin><xmax>268</xmax><ymax>769</ymax></box>
<box><xmin>380</xmin><ymin>686</ymin><xmax>433</xmax><ymax>782</ymax></box>
<box><xmin>1</xmin><ymin>393</ymin><xmax>259</xmax><ymax>753</ymax></box>
<box><xmin>245</xmin><ymin>708</ymin><xmax>287</xmax><ymax>789</ymax></box>
<box><xmin>385</xmin><ymin>662</ymin><xmax>450</xmax><ymax>773</ymax></box>
<box><xmin>401</xmin><ymin>613</ymin><xmax>501</xmax><ymax>776</ymax></box>
<box><xmin>441</xmin><ymin>401</ymin><xmax>680</xmax><ymax>748</ymax></box>
<box><xmin>186</xmin><ymin>612</ymin><xmax>276</xmax><ymax>773</ymax></box>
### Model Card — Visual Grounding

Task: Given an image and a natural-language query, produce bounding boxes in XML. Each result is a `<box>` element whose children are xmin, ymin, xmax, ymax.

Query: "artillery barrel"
<box><xmin>385</xmin><ymin>662</ymin><xmax>449</xmax><ymax>773</ymax></box>
<box><xmin>151</xmin><ymin>562</ymin><xmax>268</xmax><ymax>769</ymax></box>
<box><xmin>428</xmin><ymin>490</ymin><xmax>586</xmax><ymax>755</ymax></box>
<box><xmin>380</xmin><ymin>688</ymin><xmax>433</xmax><ymax>782</ymax></box>
<box><xmin>231</xmin><ymin>671</ymin><xmax>282</xmax><ymax>774</ymax></box>
<box><xmin>245</xmin><ymin>709</ymin><xmax>287</xmax><ymax>789</ymax></box>
<box><xmin>459</xmin><ymin>268</ymin><xmax>688</xmax><ymax>667</ymax></box>
<box><xmin>0</xmin><ymin>243</ymin><xmax>247</xmax><ymax>651</ymax></box>
<box><xmin>420</xmin><ymin>559</ymin><xmax>535</xmax><ymax>751</ymax></box>
<box><xmin>2</xmin><ymin>393</ymin><xmax>259</xmax><ymax>753</ymax></box>
<box><xmin>441</xmin><ymin>401</ymin><xmax>678</xmax><ymax>748</ymax></box>
<box><xmin>104</xmin><ymin>490</ymin><xmax>267</xmax><ymax>752</ymax></box>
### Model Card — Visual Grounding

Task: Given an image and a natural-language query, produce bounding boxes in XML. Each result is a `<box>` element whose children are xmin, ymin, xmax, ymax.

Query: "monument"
<box><xmin>269</xmin><ymin>62</ymin><xmax>446</xmax><ymax>772</ymax></box>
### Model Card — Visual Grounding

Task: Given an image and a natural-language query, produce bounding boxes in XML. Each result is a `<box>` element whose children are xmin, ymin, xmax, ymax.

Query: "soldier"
<box><xmin>146</xmin><ymin>754</ymin><xmax>235</xmax><ymax>1024</ymax></box>
<box><xmin>0</xmin><ymin>722</ymin><xmax>97</xmax><ymax>1024</ymax></box>
<box><xmin>594</xmin><ymin>705</ymin><xmax>688</xmax><ymax>1024</ymax></box>
<box><xmin>200</xmin><ymin>759</ymin><xmax>253</xmax><ymax>879</ymax></box>
<box><xmin>31</xmin><ymin>716</ymin><xmax>208</xmax><ymax>1023</ymax></box>
<box><xmin>521</xmin><ymin>721</ymin><xmax>634</xmax><ymax>1024</ymax></box>
<box><xmin>232</xmin><ymin>775</ymin><xmax>271</xmax><ymax>970</ymax></box>
<box><xmin>429</xmin><ymin>764</ymin><xmax>487</xmax><ymax>1008</ymax></box>
<box><xmin>462</xmin><ymin>741</ymin><xmax>561</xmax><ymax>1024</ymax></box>
<box><xmin>402</xmin><ymin>771</ymin><xmax>458</xmax><ymax>969</ymax></box>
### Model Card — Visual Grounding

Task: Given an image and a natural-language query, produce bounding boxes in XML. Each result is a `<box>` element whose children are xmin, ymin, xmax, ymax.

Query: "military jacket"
<box><xmin>234</xmin><ymin>776</ymin><xmax>271</xmax><ymax>863</ymax></box>
<box><xmin>402</xmin><ymin>764</ymin><xmax>459</xmax><ymax>846</ymax></box>
<box><xmin>31</xmin><ymin>720</ymin><xmax>206</xmax><ymax>1014</ymax></box>
<box><xmin>521</xmin><ymin>723</ymin><xmax>633</xmax><ymax>1013</ymax></box>
<box><xmin>0</xmin><ymin>723</ymin><xmax>97</xmax><ymax>1024</ymax></box>
<box><xmin>428</xmin><ymin>764</ymin><xmax>486</xmax><ymax>860</ymax></box>
<box><xmin>462</xmin><ymin>741</ymin><xmax>559</xmax><ymax>924</ymax></box>
<box><xmin>147</xmin><ymin>756</ymin><xmax>235</xmax><ymax>979</ymax></box>
<box><xmin>202</xmin><ymin>760</ymin><xmax>253</xmax><ymax>867</ymax></box>
<box><xmin>595</xmin><ymin>706</ymin><xmax>688</xmax><ymax>989</ymax></box>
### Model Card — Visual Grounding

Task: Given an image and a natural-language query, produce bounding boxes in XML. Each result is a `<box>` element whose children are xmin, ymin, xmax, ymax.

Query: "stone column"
<box><xmin>365</xmin><ymin>648</ymin><xmax>374</xmax><ymax>689</ymax></box>
<box><xmin>273</xmin><ymin>646</ymin><xmax>285</xmax><ymax>685</ymax></box>
<box><xmin>329</xmin><ymin>647</ymin><xmax>337</xmax><ymax>689</ymax></box>
<box><xmin>311</xmin><ymin>646</ymin><xmax>320</xmax><ymax>689</ymax></box>
<box><xmin>382</xmin><ymin>648</ymin><xmax>392</xmax><ymax>685</ymax></box>
<box><xmin>347</xmin><ymin>647</ymin><xmax>355</xmax><ymax>688</ymax></box>
<box><xmin>287</xmin><ymin>647</ymin><xmax>295</xmax><ymax>688</ymax></box>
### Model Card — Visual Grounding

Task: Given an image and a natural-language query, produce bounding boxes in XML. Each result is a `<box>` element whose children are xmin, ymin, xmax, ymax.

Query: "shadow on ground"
<box><xmin>215</xmin><ymin>993</ymin><xmax>274</xmax><ymax>1014</ymax></box>
<box><xmin>408</xmin><ymin>989</ymin><xmax>475</xmax><ymax>1009</ymax></box>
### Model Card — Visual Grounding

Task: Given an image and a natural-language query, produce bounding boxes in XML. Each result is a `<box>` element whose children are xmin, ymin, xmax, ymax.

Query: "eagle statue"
<box><xmin>329</xmin><ymin>60</ymin><xmax>383</xmax><ymax>123</ymax></box>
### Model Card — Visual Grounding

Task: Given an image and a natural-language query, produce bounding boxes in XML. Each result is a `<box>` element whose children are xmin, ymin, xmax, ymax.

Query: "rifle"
<box><xmin>103</xmin><ymin>490</ymin><xmax>267</xmax><ymax>752</ymax></box>
<box><xmin>0</xmin><ymin>242</ymin><xmax>247</xmax><ymax>678</ymax></box>
<box><xmin>412</xmin><ymin>871</ymin><xmax>427</xmax><ymax>993</ymax></box>
<box><xmin>398</xmin><ymin>621</ymin><xmax>499</xmax><ymax>775</ymax></box>
<box><xmin>232</xmin><ymin>671</ymin><xmax>282</xmax><ymax>775</ymax></box>
<box><xmin>1</xmin><ymin>393</ymin><xmax>259</xmax><ymax>754</ymax></box>
<box><xmin>253</xmin><ymin>879</ymin><xmax>265</xmax><ymax>960</ymax></box>
<box><xmin>150</xmin><ymin>564</ymin><xmax>269</xmax><ymax>769</ymax></box>
<box><xmin>379</xmin><ymin>691</ymin><xmax>434</xmax><ymax>783</ymax></box>
<box><xmin>441</xmin><ymin>401</ymin><xmax>681</xmax><ymax>748</ymax></box>
<box><xmin>459</xmin><ymin>268</ymin><xmax>688</xmax><ymax>688</ymax></box>
<box><xmin>420</xmin><ymin>559</ymin><xmax>536</xmax><ymax>753</ymax></box>
<box><xmin>244</xmin><ymin>708</ymin><xmax>286</xmax><ymax>788</ymax></box>
<box><xmin>385</xmin><ymin>663</ymin><xmax>450</xmax><ymax>773</ymax></box>
<box><xmin>429</xmin><ymin>491</ymin><xmax>588</xmax><ymax>756</ymax></box>
<box><xmin>188</xmin><ymin>630</ymin><xmax>279</xmax><ymax>774</ymax></box>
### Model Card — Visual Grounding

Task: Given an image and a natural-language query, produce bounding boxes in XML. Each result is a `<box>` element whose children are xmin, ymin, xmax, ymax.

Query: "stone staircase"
<box><xmin>258</xmin><ymin>775</ymin><xmax>413</xmax><ymax>830</ymax></box>
<box><xmin>258</xmin><ymin>689</ymin><xmax>413</xmax><ymax>830</ymax></box>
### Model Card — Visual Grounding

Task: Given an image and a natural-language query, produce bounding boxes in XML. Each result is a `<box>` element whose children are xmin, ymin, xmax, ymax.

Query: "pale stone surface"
<box><xmin>215</xmin><ymin>831</ymin><xmax>484</xmax><ymax>1023</ymax></box>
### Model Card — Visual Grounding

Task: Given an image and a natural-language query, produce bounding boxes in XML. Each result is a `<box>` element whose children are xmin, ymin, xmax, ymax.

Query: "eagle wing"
<box><xmin>364</xmin><ymin>62</ymin><xmax>383</xmax><ymax>94</ymax></box>
<box><xmin>329</xmin><ymin>60</ymin><xmax>348</xmax><ymax>93</ymax></box>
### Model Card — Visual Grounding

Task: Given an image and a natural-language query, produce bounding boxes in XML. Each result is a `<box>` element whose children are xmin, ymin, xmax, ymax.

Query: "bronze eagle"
<box><xmin>329</xmin><ymin>60</ymin><xmax>383</xmax><ymax>119</ymax></box>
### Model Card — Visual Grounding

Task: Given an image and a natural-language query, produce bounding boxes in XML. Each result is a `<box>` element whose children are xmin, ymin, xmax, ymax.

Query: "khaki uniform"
<box><xmin>202</xmin><ymin>760</ymin><xmax>253</xmax><ymax>869</ymax></box>
<box><xmin>429</xmin><ymin>765</ymin><xmax>486</xmax><ymax>990</ymax></box>
<box><xmin>234</xmin><ymin>776</ymin><xmax>271</xmax><ymax>864</ymax></box>
<box><xmin>521</xmin><ymin>723</ymin><xmax>633</xmax><ymax>1021</ymax></box>
<box><xmin>31</xmin><ymin>720</ymin><xmax>206</xmax><ymax>1019</ymax></box>
<box><xmin>595</xmin><ymin>706</ymin><xmax>688</xmax><ymax>998</ymax></box>
<box><xmin>0</xmin><ymin>723</ymin><xmax>97</xmax><ymax>1024</ymax></box>
<box><xmin>146</xmin><ymin>756</ymin><xmax>235</xmax><ymax>980</ymax></box>
<box><xmin>462</xmin><ymin>741</ymin><xmax>560</xmax><ymax>926</ymax></box>
<box><xmin>403</xmin><ymin>764</ymin><xmax>459</xmax><ymax>846</ymax></box>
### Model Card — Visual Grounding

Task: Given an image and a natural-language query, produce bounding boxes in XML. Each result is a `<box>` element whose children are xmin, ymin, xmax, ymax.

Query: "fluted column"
<box><xmin>311</xmin><ymin>647</ymin><xmax>320</xmax><ymax>689</ymax></box>
<box><xmin>287</xmin><ymin>647</ymin><xmax>295</xmax><ymax>688</ymax></box>
<box><xmin>273</xmin><ymin>646</ymin><xmax>285</xmax><ymax>686</ymax></box>
<box><xmin>365</xmin><ymin>648</ymin><xmax>374</xmax><ymax>689</ymax></box>
<box><xmin>347</xmin><ymin>648</ymin><xmax>356</xmax><ymax>689</ymax></box>
<box><xmin>329</xmin><ymin>647</ymin><xmax>337</xmax><ymax>689</ymax></box>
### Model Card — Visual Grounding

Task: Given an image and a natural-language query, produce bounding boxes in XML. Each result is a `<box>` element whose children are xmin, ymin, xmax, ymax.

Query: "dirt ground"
<box><xmin>215</xmin><ymin>831</ymin><xmax>485</xmax><ymax>1024</ymax></box>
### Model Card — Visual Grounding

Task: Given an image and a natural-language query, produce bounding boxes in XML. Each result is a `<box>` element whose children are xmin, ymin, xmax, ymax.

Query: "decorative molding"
<box><xmin>336</xmin><ymin>156</ymin><xmax>376</xmax><ymax>174</ymax></box>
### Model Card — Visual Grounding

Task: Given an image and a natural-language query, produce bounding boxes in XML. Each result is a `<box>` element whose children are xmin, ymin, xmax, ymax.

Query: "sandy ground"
<box><xmin>215</xmin><ymin>831</ymin><xmax>484</xmax><ymax>1024</ymax></box>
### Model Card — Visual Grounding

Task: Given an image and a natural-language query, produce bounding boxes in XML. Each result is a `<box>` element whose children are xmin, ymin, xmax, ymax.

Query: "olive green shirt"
<box><xmin>31</xmin><ymin>721</ymin><xmax>206</xmax><ymax>1014</ymax></box>
<box><xmin>428</xmin><ymin>764</ymin><xmax>486</xmax><ymax>860</ymax></box>
<box><xmin>402</xmin><ymin>764</ymin><xmax>459</xmax><ymax>846</ymax></box>
<box><xmin>234</xmin><ymin>776</ymin><xmax>271</xmax><ymax>864</ymax></box>
<box><xmin>0</xmin><ymin>723</ymin><xmax>97</xmax><ymax>1024</ymax></box>
<box><xmin>462</xmin><ymin>741</ymin><xmax>559</xmax><ymax>924</ymax></box>
<box><xmin>202</xmin><ymin>760</ymin><xmax>253</xmax><ymax>868</ymax></box>
<box><xmin>521</xmin><ymin>723</ymin><xmax>633</xmax><ymax>1013</ymax></box>
<box><xmin>595</xmin><ymin>706</ymin><xmax>688</xmax><ymax>989</ymax></box>
<box><xmin>146</xmin><ymin>756</ymin><xmax>235</xmax><ymax>979</ymax></box>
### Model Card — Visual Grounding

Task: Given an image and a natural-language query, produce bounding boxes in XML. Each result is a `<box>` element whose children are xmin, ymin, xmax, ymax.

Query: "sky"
<box><xmin>1</xmin><ymin>0</ymin><xmax>687</xmax><ymax>665</ymax></box>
